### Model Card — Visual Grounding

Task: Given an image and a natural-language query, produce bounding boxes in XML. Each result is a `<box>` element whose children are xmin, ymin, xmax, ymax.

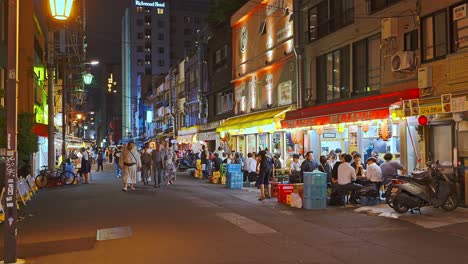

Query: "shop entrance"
<box><xmin>430</xmin><ymin>124</ymin><xmax>454</xmax><ymax>168</ymax></box>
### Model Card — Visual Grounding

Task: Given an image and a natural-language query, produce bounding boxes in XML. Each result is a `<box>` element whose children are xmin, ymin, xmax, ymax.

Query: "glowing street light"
<box><xmin>49</xmin><ymin>0</ymin><xmax>74</xmax><ymax>21</ymax></box>
<box><xmin>82</xmin><ymin>73</ymin><xmax>94</xmax><ymax>85</ymax></box>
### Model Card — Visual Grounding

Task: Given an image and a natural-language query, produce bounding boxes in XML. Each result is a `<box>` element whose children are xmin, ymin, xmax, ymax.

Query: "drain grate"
<box><xmin>96</xmin><ymin>226</ymin><xmax>133</xmax><ymax>241</ymax></box>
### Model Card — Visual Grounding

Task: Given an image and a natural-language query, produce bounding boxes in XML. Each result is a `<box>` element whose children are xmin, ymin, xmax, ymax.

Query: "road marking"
<box><xmin>185</xmin><ymin>196</ymin><xmax>219</xmax><ymax>208</ymax></box>
<box><xmin>217</xmin><ymin>212</ymin><xmax>277</xmax><ymax>234</ymax></box>
<box><xmin>96</xmin><ymin>226</ymin><xmax>133</xmax><ymax>241</ymax></box>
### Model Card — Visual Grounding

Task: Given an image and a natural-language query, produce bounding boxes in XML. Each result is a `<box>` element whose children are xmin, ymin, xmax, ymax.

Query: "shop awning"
<box><xmin>217</xmin><ymin>106</ymin><xmax>292</xmax><ymax>133</ymax></box>
<box><xmin>281</xmin><ymin>89</ymin><xmax>420</xmax><ymax>128</ymax></box>
<box><xmin>33</xmin><ymin>123</ymin><xmax>49</xmax><ymax>138</ymax></box>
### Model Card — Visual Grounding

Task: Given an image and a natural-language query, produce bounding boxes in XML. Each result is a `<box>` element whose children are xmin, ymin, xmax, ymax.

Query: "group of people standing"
<box><xmin>115</xmin><ymin>140</ymin><xmax>177</xmax><ymax>192</ymax></box>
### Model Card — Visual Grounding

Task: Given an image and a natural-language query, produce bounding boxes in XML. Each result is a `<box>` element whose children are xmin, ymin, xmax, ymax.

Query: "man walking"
<box><xmin>96</xmin><ymin>148</ymin><xmax>104</xmax><ymax>171</ymax></box>
<box><xmin>119</xmin><ymin>141</ymin><xmax>141</xmax><ymax>191</ymax></box>
<box><xmin>151</xmin><ymin>142</ymin><xmax>165</xmax><ymax>188</ymax></box>
<box><xmin>140</xmin><ymin>145</ymin><xmax>152</xmax><ymax>185</ymax></box>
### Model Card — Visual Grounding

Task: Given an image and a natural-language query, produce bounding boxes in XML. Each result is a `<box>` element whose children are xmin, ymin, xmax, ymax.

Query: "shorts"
<box><xmin>259</xmin><ymin>169</ymin><xmax>271</xmax><ymax>185</ymax></box>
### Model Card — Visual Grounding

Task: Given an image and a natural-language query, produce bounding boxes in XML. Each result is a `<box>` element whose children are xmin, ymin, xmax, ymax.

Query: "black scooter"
<box><xmin>177</xmin><ymin>157</ymin><xmax>196</xmax><ymax>172</ymax></box>
<box><xmin>389</xmin><ymin>161</ymin><xmax>458</xmax><ymax>214</ymax></box>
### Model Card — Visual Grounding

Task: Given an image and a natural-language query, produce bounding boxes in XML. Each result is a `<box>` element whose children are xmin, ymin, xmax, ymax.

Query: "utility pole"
<box><xmin>3</xmin><ymin>0</ymin><xmax>21</xmax><ymax>262</ymax></box>
<box><xmin>47</xmin><ymin>30</ymin><xmax>55</xmax><ymax>170</ymax></box>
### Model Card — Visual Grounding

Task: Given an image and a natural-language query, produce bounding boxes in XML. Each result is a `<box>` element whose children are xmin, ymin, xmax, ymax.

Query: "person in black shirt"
<box><xmin>258</xmin><ymin>151</ymin><xmax>272</xmax><ymax>201</ymax></box>
<box><xmin>331</xmin><ymin>153</ymin><xmax>346</xmax><ymax>183</ymax></box>
<box><xmin>318</xmin><ymin>155</ymin><xmax>332</xmax><ymax>185</ymax></box>
<box><xmin>300</xmin><ymin>151</ymin><xmax>317</xmax><ymax>182</ymax></box>
<box><xmin>212</xmin><ymin>153</ymin><xmax>222</xmax><ymax>171</ymax></box>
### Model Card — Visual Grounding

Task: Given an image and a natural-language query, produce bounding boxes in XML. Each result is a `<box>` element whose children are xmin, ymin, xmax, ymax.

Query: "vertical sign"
<box><xmin>4</xmin><ymin>0</ymin><xmax>19</xmax><ymax>262</ymax></box>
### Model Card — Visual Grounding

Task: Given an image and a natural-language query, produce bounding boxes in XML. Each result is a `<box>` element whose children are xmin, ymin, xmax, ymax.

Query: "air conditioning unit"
<box><xmin>391</xmin><ymin>51</ymin><xmax>415</xmax><ymax>72</ymax></box>
<box><xmin>381</xmin><ymin>18</ymin><xmax>398</xmax><ymax>40</ymax></box>
<box><xmin>418</xmin><ymin>66</ymin><xmax>432</xmax><ymax>88</ymax></box>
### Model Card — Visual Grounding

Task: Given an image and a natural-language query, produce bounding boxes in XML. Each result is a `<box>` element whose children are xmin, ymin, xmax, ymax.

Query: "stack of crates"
<box><xmin>277</xmin><ymin>184</ymin><xmax>294</xmax><ymax>203</ymax></box>
<box><xmin>196</xmin><ymin>159</ymin><xmax>203</xmax><ymax>179</ymax></box>
<box><xmin>303</xmin><ymin>170</ymin><xmax>327</xmax><ymax>210</ymax></box>
<box><xmin>225</xmin><ymin>164</ymin><xmax>242</xmax><ymax>189</ymax></box>
<box><xmin>220</xmin><ymin>164</ymin><xmax>227</xmax><ymax>184</ymax></box>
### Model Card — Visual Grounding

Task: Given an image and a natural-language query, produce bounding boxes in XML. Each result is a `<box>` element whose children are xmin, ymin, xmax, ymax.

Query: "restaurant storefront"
<box><xmin>281</xmin><ymin>89</ymin><xmax>420</xmax><ymax>169</ymax></box>
<box><xmin>217</xmin><ymin>106</ymin><xmax>292</xmax><ymax>157</ymax></box>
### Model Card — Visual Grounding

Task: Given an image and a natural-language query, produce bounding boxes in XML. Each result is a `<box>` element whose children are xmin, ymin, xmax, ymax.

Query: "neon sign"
<box><xmin>135</xmin><ymin>1</ymin><xmax>165</xmax><ymax>8</ymax></box>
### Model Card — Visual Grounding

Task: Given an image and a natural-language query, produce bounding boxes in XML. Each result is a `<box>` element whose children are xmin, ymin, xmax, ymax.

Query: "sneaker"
<box><xmin>122</xmin><ymin>188</ymin><xmax>127</xmax><ymax>192</ymax></box>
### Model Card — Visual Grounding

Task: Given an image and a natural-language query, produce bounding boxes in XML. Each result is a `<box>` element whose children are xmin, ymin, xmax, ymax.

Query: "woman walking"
<box><xmin>257</xmin><ymin>150</ymin><xmax>272</xmax><ymax>201</ymax></box>
<box><xmin>80</xmin><ymin>147</ymin><xmax>90</xmax><ymax>184</ymax></box>
<box><xmin>164</xmin><ymin>142</ymin><xmax>176</xmax><ymax>185</ymax></box>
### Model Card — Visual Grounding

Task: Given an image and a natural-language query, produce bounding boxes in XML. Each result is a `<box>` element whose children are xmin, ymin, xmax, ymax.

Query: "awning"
<box><xmin>281</xmin><ymin>89</ymin><xmax>420</xmax><ymax>128</ymax></box>
<box><xmin>33</xmin><ymin>123</ymin><xmax>49</xmax><ymax>138</ymax></box>
<box><xmin>217</xmin><ymin>106</ymin><xmax>292</xmax><ymax>133</ymax></box>
<box><xmin>177</xmin><ymin>135</ymin><xmax>194</xmax><ymax>144</ymax></box>
<box><xmin>178</xmin><ymin>125</ymin><xmax>199</xmax><ymax>136</ymax></box>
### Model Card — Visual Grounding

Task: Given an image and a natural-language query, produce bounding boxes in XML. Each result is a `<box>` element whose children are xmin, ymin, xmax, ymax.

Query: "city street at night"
<box><xmin>1</xmin><ymin>165</ymin><xmax>468</xmax><ymax>264</ymax></box>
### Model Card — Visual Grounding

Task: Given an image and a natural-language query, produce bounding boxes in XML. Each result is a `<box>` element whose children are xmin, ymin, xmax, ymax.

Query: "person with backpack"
<box><xmin>257</xmin><ymin>151</ymin><xmax>272</xmax><ymax>201</ymax></box>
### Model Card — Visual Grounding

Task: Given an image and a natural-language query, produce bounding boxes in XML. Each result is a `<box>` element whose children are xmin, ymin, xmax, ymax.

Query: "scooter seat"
<box><xmin>412</xmin><ymin>177</ymin><xmax>432</xmax><ymax>185</ymax></box>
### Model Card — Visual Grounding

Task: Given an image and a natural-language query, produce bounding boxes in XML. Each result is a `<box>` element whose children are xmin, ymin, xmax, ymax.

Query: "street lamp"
<box><xmin>49</xmin><ymin>0</ymin><xmax>74</xmax><ymax>20</ymax></box>
<box><xmin>82</xmin><ymin>73</ymin><xmax>94</xmax><ymax>85</ymax></box>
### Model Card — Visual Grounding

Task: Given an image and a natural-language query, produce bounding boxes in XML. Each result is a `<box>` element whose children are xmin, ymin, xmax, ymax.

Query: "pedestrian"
<box><xmin>108</xmin><ymin>148</ymin><xmax>113</xmax><ymax>164</ymax></box>
<box><xmin>113</xmin><ymin>146</ymin><xmax>122</xmax><ymax>177</ymax></box>
<box><xmin>140</xmin><ymin>146</ymin><xmax>152</xmax><ymax>185</ymax></box>
<box><xmin>119</xmin><ymin>141</ymin><xmax>141</xmax><ymax>191</ymax></box>
<box><xmin>201</xmin><ymin>145</ymin><xmax>208</xmax><ymax>179</ymax></box>
<box><xmin>80</xmin><ymin>147</ymin><xmax>90</xmax><ymax>184</ymax></box>
<box><xmin>257</xmin><ymin>150</ymin><xmax>272</xmax><ymax>200</ymax></box>
<box><xmin>164</xmin><ymin>142</ymin><xmax>176</xmax><ymax>185</ymax></box>
<box><xmin>300</xmin><ymin>151</ymin><xmax>318</xmax><ymax>182</ymax></box>
<box><xmin>96</xmin><ymin>148</ymin><xmax>104</xmax><ymax>171</ymax></box>
<box><xmin>151</xmin><ymin>142</ymin><xmax>165</xmax><ymax>188</ymax></box>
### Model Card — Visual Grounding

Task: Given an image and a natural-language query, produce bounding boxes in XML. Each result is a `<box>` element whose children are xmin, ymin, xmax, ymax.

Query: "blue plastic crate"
<box><xmin>227</xmin><ymin>182</ymin><xmax>243</xmax><ymax>189</ymax></box>
<box><xmin>303</xmin><ymin>171</ymin><xmax>327</xmax><ymax>186</ymax></box>
<box><xmin>303</xmin><ymin>185</ymin><xmax>327</xmax><ymax>199</ymax></box>
<box><xmin>303</xmin><ymin>198</ymin><xmax>327</xmax><ymax>210</ymax></box>
<box><xmin>226</xmin><ymin>164</ymin><xmax>242</xmax><ymax>172</ymax></box>
<box><xmin>227</xmin><ymin>171</ymin><xmax>243</xmax><ymax>179</ymax></box>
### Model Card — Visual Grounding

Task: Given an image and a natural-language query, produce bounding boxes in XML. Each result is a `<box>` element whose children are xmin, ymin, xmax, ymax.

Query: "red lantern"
<box><xmin>317</xmin><ymin>127</ymin><xmax>323</xmax><ymax>135</ymax></box>
<box><xmin>378</xmin><ymin>119</ymin><xmax>393</xmax><ymax>141</ymax></box>
<box><xmin>418</xmin><ymin>115</ymin><xmax>428</xmax><ymax>126</ymax></box>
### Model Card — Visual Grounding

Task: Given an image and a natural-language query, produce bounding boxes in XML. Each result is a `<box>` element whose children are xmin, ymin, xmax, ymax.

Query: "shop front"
<box><xmin>217</xmin><ymin>106</ymin><xmax>291</xmax><ymax>157</ymax></box>
<box><xmin>198</xmin><ymin>121</ymin><xmax>223</xmax><ymax>152</ymax></box>
<box><xmin>281</xmin><ymin>89</ymin><xmax>420</xmax><ymax>170</ymax></box>
<box><xmin>177</xmin><ymin>126</ymin><xmax>200</xmax><ymax>151</ymax></box>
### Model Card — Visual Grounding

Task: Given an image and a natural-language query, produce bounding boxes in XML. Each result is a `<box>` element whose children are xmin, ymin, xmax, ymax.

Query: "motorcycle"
<box><xmin>384</xmin><ymin>174</ymin><xmax>424</xmax><ymax>208</ymax></box>
<box><xmin>388</xmin><ymin>161</ymin><xmax>458</xmax><ymax>214</ymax></box>
<box><xmin>177</xmin><ymin>157</ymin><xmax>196</xmax><ymax>172</ymax></box>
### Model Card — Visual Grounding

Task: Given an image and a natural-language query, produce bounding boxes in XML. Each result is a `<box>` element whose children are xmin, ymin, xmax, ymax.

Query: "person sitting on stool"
<box><xmin>337</xmin><ymin>154</ymin><xmax>363</xmax><ymax>204</ymax></box>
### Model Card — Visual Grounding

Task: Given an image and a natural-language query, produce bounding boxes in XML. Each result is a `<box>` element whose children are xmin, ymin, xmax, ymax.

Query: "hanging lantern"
<box><xmin>378</xmin><ymin>119</ymin><xmax>393</xmax><ymax>141</ymax></box>
<box><xmin>338</xmin><ymin>124</ymin><xmax>345</xmax><ymax>133</ymax></box>
<box><xmin>317</xmin><ymin>126</ymin><xmax>323</xmax><ymax>135</ymax></box>
<box><xmin>362</xmin><ymin>123</ymin><xmax>370</xmax><ymax>133</ymax></box>
<box><xmin>82</xmin><ymin>73</ymin><xmax>94</xmax><ymax>85</ymax></box>
<box><xmin>49</xmin><ymin>0</ymin><xmax>74</xmax><ymax>20</ymax></box>
<box><xmin>418</xmin><ymin>115</ymin><xmax>428</xmax><ymax>126</ymax></box>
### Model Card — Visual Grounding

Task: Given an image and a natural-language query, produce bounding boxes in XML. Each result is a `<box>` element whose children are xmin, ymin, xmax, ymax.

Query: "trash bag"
<box><xmin>290</xmin><ymin>193</ymin><xmax>303</xmax><ymax>208</ymax></box>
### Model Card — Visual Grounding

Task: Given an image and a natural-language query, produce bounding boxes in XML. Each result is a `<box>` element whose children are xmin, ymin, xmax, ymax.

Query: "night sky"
<box><xmin>86</xmin><ymin>0</ymin><xmax>130</xmax><ymax>63</ymax></box>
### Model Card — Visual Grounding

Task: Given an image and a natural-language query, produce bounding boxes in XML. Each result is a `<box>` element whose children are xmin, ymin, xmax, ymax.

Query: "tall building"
<box><xmin>121</xmin><ymin>0</ymin><xmax>210</xmax><ymax>138</ymax></box>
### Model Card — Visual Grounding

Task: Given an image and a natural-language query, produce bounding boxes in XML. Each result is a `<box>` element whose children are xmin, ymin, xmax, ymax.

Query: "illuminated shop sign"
<box><xmin>135</xmin><ymin>1</ymin><xmax>165</xmax><ymax>8</ymax></box>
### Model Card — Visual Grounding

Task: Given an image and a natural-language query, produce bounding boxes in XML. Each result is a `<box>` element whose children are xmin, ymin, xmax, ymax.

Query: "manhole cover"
<box><xmin>96</xmin><ymin>226</ymin><xmax>133</xmax><ymax>241</ymax></box>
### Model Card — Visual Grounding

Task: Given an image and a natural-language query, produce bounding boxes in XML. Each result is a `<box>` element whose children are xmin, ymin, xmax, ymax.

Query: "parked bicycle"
<box><xmin>35</xmin><ymin>165</ymin><xmax>76</xmax><ymax>188</ymax></box>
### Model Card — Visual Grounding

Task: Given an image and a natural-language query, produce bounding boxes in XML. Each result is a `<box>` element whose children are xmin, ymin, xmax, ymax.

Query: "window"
<box><xmin>217</xmin><ymin>92</ymin><xmax>233</xmax><ymax>114</ymax></box>
<box><xmin>184</xmin><ymin>41</ymin><xmax>192</xmax><ymax>48</ymax></box>
<box><xmin>145</xmin><ymin>34</ymin><xmax>151</xmax><ymax>39</ymax></box>
<box><xmin>451</xmin><ymin>3</ymin><xmax>468</xmax><ymax>52</ymax></box>
<box><xmin>144</xmin><ymin>8</ymin><xmax>151</xmax><ymax>13</ymax></box>
<box><xmin>184</xmin><ymin>16</ymin><xmax>192</xmax><ymax>23</ymax></box>
<box><xmin>184</xmin><ymin>28</ymin><xmax>192</xmax><ymax>35</ymax></box>
<box><xmin>307</xmin><ymin>0</ymin><xmax>354</xmax><ymax>42</ymax></box>
<box><xmin>158</xmin><ymin>20</ymin><xmax>165</xmax><ymax>28</ymax></box>
<box><xmin>137</xmin><ymin>59</ymin><xmax>144</xmax><ymax>66</ymax></box>
<box><xmin>353</xmin><ymin>35</ymin><xmax>381</xmax><ymax>95</ymax></box>
<box><xmin>422</xmin><ymin>10</ymin><xmax>447</xmax><ymax>62</ymax></box>
<box><xmin>158</xmin><ymin>60</ymin><xmax>165</xmax><ymax>66</ymax></box>
<box><xmin>136</xmin><ymin>6</ymin><xmax>143</xmax><ymax>13</ymax></box>
<box><xmin>137</xmin><ymin>46</ymin><xmax>144</xmax><ymax>53</ymax></box>
<box><xmin>145</xmin><ymin>60</ymin><xmax>151</xmax><ymax>65</ymax></box>
<box><xmin>259</xmin><ymin>20</ymin><xmax>267</xmax><ymax>35</ymax></box>
<box><xmin>404</xmin><ymin>30</ymin><xmax>418</xmax><ymax>51</ymax></box>
<box><xmin>316</xmin><ymin>45</ymin><xmax>350</xmax><ymax>102</ymax></box>
<box><xmin>145</xmin><ymin>68</ymin><xmax>152</xmax><ymax>75</ymax></box>
<box><xmin>137</xmin><ymin>19</ymin><xmax>144</xmax><ymax>26</ymax></box>
<box><xmin>137</xmin><ymin>32</ymin><xmax>144</xmax><ymax>39</ymax></box>
<box><xmin>158</xmin><ymin>33</ymin><xmax>165</xmax><ymax>40</ymax></box>
<box><xmin>0</xmin><ymin>68</ymin><xmax>5</xmax><ymax>107</ymax></box>
<box><xmin>145</xmin><ymin>44</ymin><xmax>151</xmax><ymax>52</ymax></box>
<box><xmin>157</xmin><ymin>8</ymin><xmax>164</xmax><ymax>15</ymax></box>
<box><xmin>215</xmin><ymin>45</ymin><xmax>228</xmax><ymax>64</ymax></box>
<box><xmin>158</xmin><ymin>47</ymin><xmax>165</xmax><ymax>54</ymax></box>
<box><xmin>368</xmin><ymin>0</ymin><xmax>403</xmax><ymax>14</ymax></box>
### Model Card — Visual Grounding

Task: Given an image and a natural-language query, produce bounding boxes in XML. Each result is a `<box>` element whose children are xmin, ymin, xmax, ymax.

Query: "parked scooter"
<box><xmin>177</xmin><ymin>157</ymin><xmax>196</xmax><ymax>172</ymax></box>
<box><xmin>384</xmin><ymin>174</ymin><xmax>423</xmax><ymax>208</ymax></box>
<box><xmin>388</xmin><ymin>161</ymin><xmax>458</xmax><ymax>214</ymax></box>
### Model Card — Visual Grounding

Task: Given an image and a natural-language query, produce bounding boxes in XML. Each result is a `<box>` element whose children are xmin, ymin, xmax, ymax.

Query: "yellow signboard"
<box><xmin>419</xmin><ymin>104</ymin><xmax>443</xmax><ymax>116</ymax></box>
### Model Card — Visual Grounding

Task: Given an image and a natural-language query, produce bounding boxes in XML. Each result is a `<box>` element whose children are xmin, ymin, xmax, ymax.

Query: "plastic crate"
<box><xmin>227</xmin><ymin>171</ymin><xmax>243</xmax><ymax>180</ymax></box>
<box><xmin>303</xmin><ymin>185</ymin><xmax>327</xmax><ymax>199</ymax></box>
<box><xmin>220</xmin><ymin>164</ymin><xmax>227</xmax><ymax>177</ymax></box>
<box><xmin>226</xmin><ymin>164</ymin><xmax>242</xmax><ymax>172</ymax></box>
<box><xmin>303</xmin><ymin>198</ymin><xmax>327</xmax><ymax>210</ymax></box>
<box><xmin>271</xmin><ymin>183</ymin><xmax>279</xmax><ymax>197</ymax></box>
<box><xmin>303</xmin><ymin>171</ymin><xmax>327</xmax><ymax>186</ymax></box>
<box><xmin>277</xmin><ymin>184</ymin><xmax>294</xmax><ymax>203</ymax></box>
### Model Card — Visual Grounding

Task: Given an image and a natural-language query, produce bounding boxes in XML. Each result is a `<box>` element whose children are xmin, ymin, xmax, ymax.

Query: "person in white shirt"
<box><xmin>289</xmin><ymin>154</ymin><xmax>302</xmax><ymax>183</ymax></box>
<box><xmin>365</xmin><ymin>157</ymin><xmax>383</xmax><ymax>183</ymax></box>
<box><xmin>337</xmin><ymin>154</ymin><xmax>362</xmax><ymax>204</ymax></box>
<box><xmin>244</xmin><ymin>153</ymin><xmax>257</xmax><ymax>182</ymax></box>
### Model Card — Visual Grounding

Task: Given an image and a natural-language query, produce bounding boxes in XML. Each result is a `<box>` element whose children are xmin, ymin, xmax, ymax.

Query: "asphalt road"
<box><xmin>1</xmin><ymin>164</ymin><xmax>468</xmax><ymax>264</ymax></box>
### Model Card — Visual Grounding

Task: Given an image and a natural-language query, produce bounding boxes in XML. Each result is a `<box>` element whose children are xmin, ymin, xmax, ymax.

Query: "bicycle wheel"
<box><xmin>60</xmin><ymin>170</ymin><xmax>76</xmax><ymax>185</ymax></box>
<box><xmin>35</xmin><ymin>173</ymin><xmax>48</xmax><ymax>188</ymax></box>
